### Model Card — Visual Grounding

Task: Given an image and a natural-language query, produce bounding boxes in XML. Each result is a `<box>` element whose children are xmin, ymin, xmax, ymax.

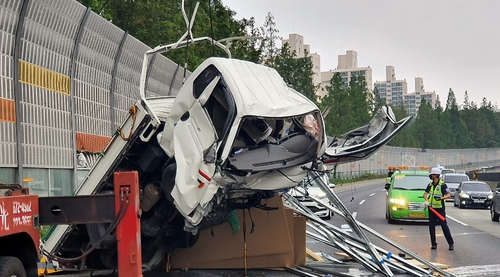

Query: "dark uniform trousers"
<box><xmin>429</xmin><ymin>207</ymin><xmax>454</xmax><ymax>246</ymax></box>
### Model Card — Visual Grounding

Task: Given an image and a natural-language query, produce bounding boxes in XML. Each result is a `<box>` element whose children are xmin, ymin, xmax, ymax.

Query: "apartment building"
<box><xmin>375</xmin><ymin>67</ymin><xmax>437</xmax><ymax>117</ymax></box>
<box><xmin>282</xmin><ymin>34</ymin><xmax>437</xmax><ymax>117</ymax></box>
<box><xmin>319</xmin><ymin>50</ymin><xmax>373</xmax><ymax>98</ymax></box>
<box><xmin>416</xmin><ymin>77</ymin><xmax>438</xmax><ymax>109</ymax></box>
<box><xmin>374</xmin><ymin>66</ymin><xmax>408</xmax><ymax>107</ymax></box>
<box><xmin>282</xmin><ymin>34</ymin><xmax>321</xmax><ymax>89</ymax></box>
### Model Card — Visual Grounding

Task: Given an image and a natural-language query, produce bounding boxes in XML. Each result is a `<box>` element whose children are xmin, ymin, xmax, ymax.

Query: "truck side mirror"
<box><xmin>384</xmin><ymin>183</ymin><xmax>390</xmax><ymax>190</ymax></box>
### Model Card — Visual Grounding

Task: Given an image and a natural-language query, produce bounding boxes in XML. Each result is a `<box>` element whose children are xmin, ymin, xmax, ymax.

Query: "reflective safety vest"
<box><xmin>428</xmin><ymin>180</ymin><xmax>444</xmax><ymax>208</ymax></box>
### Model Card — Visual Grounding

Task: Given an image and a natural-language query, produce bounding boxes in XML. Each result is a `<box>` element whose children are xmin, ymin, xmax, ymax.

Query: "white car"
<box><xmin>440</xmin><ymin>168</ymin><xmax>455</xmax><ymax>175</ymax></box>
<box><xmin>290</xmin><ymin>172</ymin><xmax>335</xmax><ymax>219</ymax></box>
<box><xmin>442</xmin><ymin>173</ymin><xmax>470</xmax><ymax>201</ymax></box>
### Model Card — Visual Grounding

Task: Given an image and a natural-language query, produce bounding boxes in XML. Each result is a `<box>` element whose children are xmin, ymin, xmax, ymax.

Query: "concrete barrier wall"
<box><xmin>474</xmin><ymin>172</ymin><xmax>500</xmax><ymax>189</ymax></box>
<box><xmin>334</xmin><ymin>146</ymin><xmax>500</xmax><ymax>179</ymax></box>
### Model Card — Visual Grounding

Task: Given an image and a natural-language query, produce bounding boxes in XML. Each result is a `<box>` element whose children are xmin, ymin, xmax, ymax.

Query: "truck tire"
<box><xmin>0</xmin><ymin>256</ymin><xmax>27</xmax><ymax>277</ymax></box>
<box><xmin>160</xmin><ymin>163</ymin><xmax>177</xmax><ymax>204</ymax></box>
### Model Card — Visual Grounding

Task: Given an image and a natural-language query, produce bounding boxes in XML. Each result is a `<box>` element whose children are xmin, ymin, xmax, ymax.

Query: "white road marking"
<box><xmin>359</xmin><ymin>199</ymin><xmax>366</xmax><ymax>205</ymax></box>
<box><xmin>449</xmin><ymin>264</ymin><xmax>500</xmax><ymax>277</ymax></box>
<box><xmin>447</xmin><ymin>215</ymin><xmax>469</xmax><ymax>226</ymax></box>
<box><xmin>369</xmin><ymin>193</ymin><xmax>375</xmax><ymax>197</ymax></box>
<box><xmin>352</xmin><ymin>212</ymin><xmax>357</xmax><ymax>219</ymax></box>
<box><xmin>381</xmin><ymin>189</ymin><xmax>386</xmax><ymax>192</ymax></box>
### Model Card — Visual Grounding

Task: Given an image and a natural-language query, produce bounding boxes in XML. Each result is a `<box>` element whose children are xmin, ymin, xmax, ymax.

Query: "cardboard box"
<box><xmin>170</xmin><ymin>197</ymin><xmax>306</xmax><ymax>269</ymax></box>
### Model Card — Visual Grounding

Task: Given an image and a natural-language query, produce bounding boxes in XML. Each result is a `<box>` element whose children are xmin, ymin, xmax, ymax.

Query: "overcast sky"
<box><xmin>222</xmin><ymin>0</ymin><xmax>500</xmax><ymax>107</ymax></box>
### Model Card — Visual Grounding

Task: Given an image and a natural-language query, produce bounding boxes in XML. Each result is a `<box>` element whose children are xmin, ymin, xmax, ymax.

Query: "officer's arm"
<box><xmin>440</xmin><ymin>192</ymin><xmax>451</xmax><ymax>200</ymax></box>
<box><xmin>441</xmin><ymin>185</ymin><xmax>451</xmax><ymax>200</ymax></box>
<box><xmin>423</xmin><ymin>186</ymin><xmax>430</xmax><ymax>201</ymax></box>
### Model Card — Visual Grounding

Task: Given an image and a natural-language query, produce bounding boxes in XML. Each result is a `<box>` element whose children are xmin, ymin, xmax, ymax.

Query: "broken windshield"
<box><xmin>393</xmin><ymin>175</ymin><xmax>429</xmax><ymax>190</ymax></box>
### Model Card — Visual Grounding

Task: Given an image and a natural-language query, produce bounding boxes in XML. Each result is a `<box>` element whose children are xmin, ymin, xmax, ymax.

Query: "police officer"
<box><xmin>386</xmin><ymin>167</ymin><xmax>394</xmax><ymax>185</ymax></box>
<box><xmin>423</xmin><ymin>167</ymin><xmax>454</xmax><ymax>250</ymax></box>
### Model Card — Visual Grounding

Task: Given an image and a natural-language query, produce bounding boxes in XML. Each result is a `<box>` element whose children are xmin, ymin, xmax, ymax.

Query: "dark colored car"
<box><xmin>491</xmin><ymin>182</ymin><xmax>500</xmax><ymax>221</ymax></box>
<box><xmin>441</xmin><ymin>173</ymin><xmax>469</xmax><ymax>201</ymax></box>
<box><xmin>454</xmin><ymin>181</ymin><xmax>493</xmax><ymax>209</ymax></box>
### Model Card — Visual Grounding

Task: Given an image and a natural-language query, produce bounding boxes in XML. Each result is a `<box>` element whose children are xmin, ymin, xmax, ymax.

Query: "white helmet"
<box><xmin>429</xmin><ymin>167</ymin><xmax>442</xmax><ymax>175</ymax></box>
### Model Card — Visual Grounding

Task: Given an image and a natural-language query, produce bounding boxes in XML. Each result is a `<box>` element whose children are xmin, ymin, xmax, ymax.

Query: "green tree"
<box><xmin>413</xmin><ymin>99</ymin><xmax>442</xmax><ymax>149</ymax></box>
<box><xmin>319</xmin><ymin>73</ymin><xmax>372</xmax><ymax>137</ymax></box>
<box><xmin>434</xmin><ymin>95</ymin><xmax>442</xmax><ymax>112</ymax></box>
<box><xmin>372</xmin><ymin>86</ymin><xmax>386</xmax><ymax>114</ymax></box>
<box><xmin>478</xmin><ymin>99</ymin><xmax>498</xmax><ymax>147</ymax></box>
<box><xmin>461</xmin><ymin>98</ymin><xmax>495</xmax><ymax>148</ymax></box>
<box><xmin>78</xmin><ymin>0</ymin><xmax>500</xmax><ymax>150</ymax></box>
<box><xmin>445</xmin><ymin>88</ymin><xmax>472</xmax><ymax>148</ymax></box>
<box><xmin>260</xmin><ymin>12</ymin><xmax>280</xmax><ymax>67</ymax></box>
<box><xmin>463</xmin><ymin>91</ymin><xmax>471</xmax><ymax>110</ymax></box>
<box><xmin>321</xmin><ymin>73</ymin><xmax>350</xmax><ymax>137</ymax></box>
<box><xmin>274</xmin><ymin>44</ymin><xmax>318</xmax><ymax>103</ymax></box>
<box><xmin>387</xmin><ymin>105</ymin><xmax>420</xmax><ymax>147</ymax></box>
<box><xmin>347</xmin><ymin>75</ymin><xmax>371</xmax><ymax>127</ymax></box>
<box><xmin>77</xmin><ymin>0</ymin><xmax>113</xmax><ymax>20</ymax></box>
<box><xmin>77</xmin><ymin>0</ymin><xmax>260</xmax><ymax>70</ymax></box>
<box><xmin>430</xmin><ymin>95</ymin><xmax>452</xmax><ymax>148</ymax></box>
<box><xmin>228</xmin><ymin>17</ymin><xmax>262</xmax><ymax>63</ymax></box>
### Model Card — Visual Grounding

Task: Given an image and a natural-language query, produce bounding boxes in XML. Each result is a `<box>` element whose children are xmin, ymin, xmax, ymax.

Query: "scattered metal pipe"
<box><xmin>283</xmin><ymin>170</ymin><xmax>457</xmax><ymax>277</ymax></box>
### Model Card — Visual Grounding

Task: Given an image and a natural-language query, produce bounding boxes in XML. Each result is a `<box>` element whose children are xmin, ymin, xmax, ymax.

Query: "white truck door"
<box><xmin>170</xmin><ymin>100</ymin><xmax>219</xmax><ymax>217</ymax></box>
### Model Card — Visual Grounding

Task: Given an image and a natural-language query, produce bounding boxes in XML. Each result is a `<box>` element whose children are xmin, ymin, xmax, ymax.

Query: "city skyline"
<box><xmin>223</xmin><ymin>0</ymin><xmax>500</xmax><ymax>108</ymax></box>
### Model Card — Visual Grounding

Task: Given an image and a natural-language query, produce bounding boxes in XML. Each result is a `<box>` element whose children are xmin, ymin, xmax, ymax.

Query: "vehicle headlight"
<box><xmin>390</xmin><ymin>198</ymin><xmax>406</xmax><ymax>205</ymax></box>
<box><xmin>488</xmin><ymin>194</ymin><xmax>493</xmax><ymax>199</ymax></box>
<box><xmin>460</xmin><ymin>192</ymin><xmax>469</xmax><ymax>198</ymax></box>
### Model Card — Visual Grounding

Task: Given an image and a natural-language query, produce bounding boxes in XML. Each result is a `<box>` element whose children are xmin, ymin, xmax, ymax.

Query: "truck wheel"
<box><xmin>160</xmin><ymin>163</ymin><xmax>177</xmax><ymax>204</ymax></box>
<box><xmin>0</xmin><ymin>256</ymin><xmax>27</xmax><ymax>277</ymax></box>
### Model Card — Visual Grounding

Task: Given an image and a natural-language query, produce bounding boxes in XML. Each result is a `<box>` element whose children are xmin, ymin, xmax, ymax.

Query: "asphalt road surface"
<box><xmin>307</xmin><ymin>178</ymin><xmax>500</xmax><ymax>276</ymax></box>
<box><xmin>51</xmin><ymin>179</ymin><xmax>500</xmax><ymax>277</ymax></box>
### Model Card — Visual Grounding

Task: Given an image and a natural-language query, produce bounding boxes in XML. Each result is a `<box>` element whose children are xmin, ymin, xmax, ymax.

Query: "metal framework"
<box><xmin>139</xmin><ymin>0</ymin><xmax>261</xmax><ymax>99</ymax></box>
<box><xmin>283</xmin><ymin>170</ymin><xmax>456</xmax><ymax>277</ymax></box>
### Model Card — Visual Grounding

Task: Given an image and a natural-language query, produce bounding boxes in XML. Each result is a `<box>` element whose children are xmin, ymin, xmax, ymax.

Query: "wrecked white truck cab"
<box><xmin>158</xmin><ymin>57</ymin><xmax>326</xmax><ymax>227</ymax></box>
<box><xmin>44</xmin><ymin>54</ymin><xmax>411</xmax><ymax>270</ymax></box>
<box><xmin>40</xmin><ymin>0</ymin><xmax>414</xmax><ymax>269</ymax></box>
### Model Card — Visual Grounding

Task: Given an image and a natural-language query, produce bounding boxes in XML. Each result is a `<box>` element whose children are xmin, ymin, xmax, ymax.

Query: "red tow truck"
<box><xmin>0</xmin><ymin>184</ymin><xmax>40</xmax><ymax>277</ymax></box>
<box><xmin>0</xmin><ymin>171</ymin><xmax>142</xmax><ymax>277</ymax></box>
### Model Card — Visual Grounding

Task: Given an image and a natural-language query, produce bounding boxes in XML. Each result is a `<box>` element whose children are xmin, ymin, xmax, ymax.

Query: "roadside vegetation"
<box><xmin>78</xmin><ymin>0</ymin><xmax>500</xmax><ymax>148</ymax></box>
<box><xmin>40</xmin><ymin>225</ymin><xmax>51</xmax><ymax>240</ymax></box>
<box><xmin>331</xmin><ymin>173</ymin><xmax>387</xmax><ymax>186</ymax></box>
